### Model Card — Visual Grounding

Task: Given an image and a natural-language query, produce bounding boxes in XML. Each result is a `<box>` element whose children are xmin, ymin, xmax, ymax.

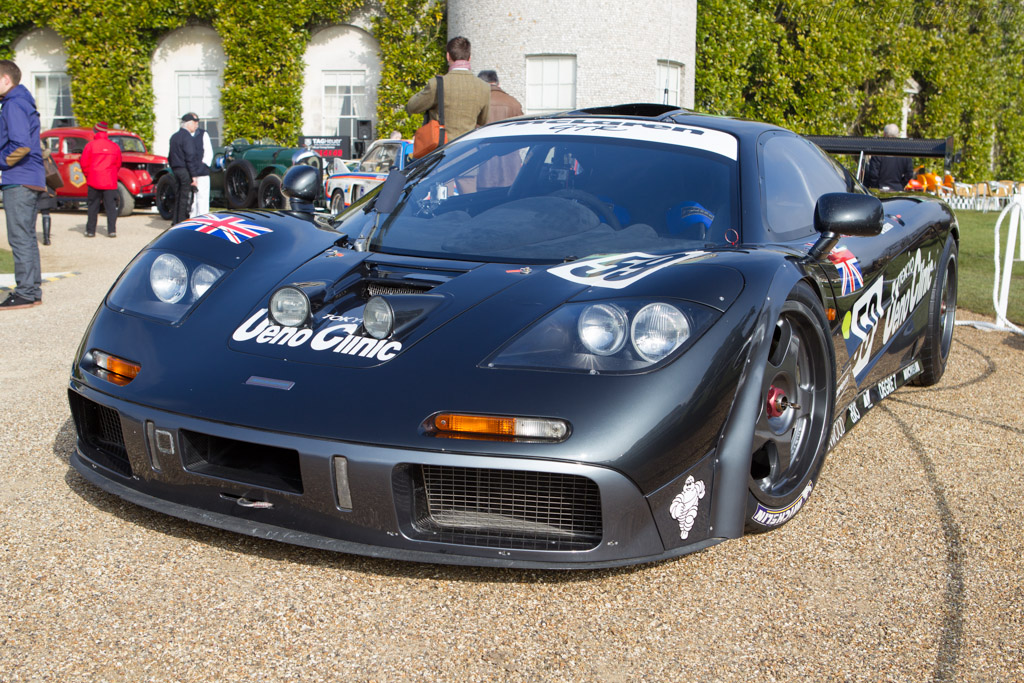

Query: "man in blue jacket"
<box><xmin>0</xmin><ymin>60</ymin><xmax>45</xmax><ymax>310</ymax></box>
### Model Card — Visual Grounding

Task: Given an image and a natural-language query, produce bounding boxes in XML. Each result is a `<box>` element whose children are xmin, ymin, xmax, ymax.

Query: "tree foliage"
<box><xmin>697</xmin><ymin>0</ymin><xmax>1023</xmax><ymax>180</ymax></box>
<box><xmin>0</xmin><ymin>0</ymin><xmax>442</xmax><ymax>147</ymax></box>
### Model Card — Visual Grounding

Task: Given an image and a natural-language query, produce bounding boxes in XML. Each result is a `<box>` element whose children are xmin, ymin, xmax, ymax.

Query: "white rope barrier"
<box><xmin>957</xmin><ymin>194</ymin><xmax>1024</xmax><ymax>335</ymax></box>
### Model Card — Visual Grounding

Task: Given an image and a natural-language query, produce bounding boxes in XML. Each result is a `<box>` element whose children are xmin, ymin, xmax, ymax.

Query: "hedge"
<box><xmin>696</xmin><ymin>0</ymin><xmax>1024</xmax><ymax>181</ymax></box>
<box><xmin>4</xmin><ymin>1</ymin><xmax>1021</xmax><ymax>180</ymax></box>
<box><xmin>0</xmin><ymin>0</ymin><xmax>443</xmax><ymax>147</ymax></box>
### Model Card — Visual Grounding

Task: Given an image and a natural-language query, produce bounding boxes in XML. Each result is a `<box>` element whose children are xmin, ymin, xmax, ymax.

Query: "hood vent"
<box><xmin>363</xmin><ymin>280</ymin><xmax>436</xmax><ymax>298</ymax></box>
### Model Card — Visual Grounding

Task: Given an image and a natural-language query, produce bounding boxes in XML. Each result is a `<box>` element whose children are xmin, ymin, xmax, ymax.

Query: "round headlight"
<box><xmin>363</xmin><ymin>296</ymin><xmax>394</xmax><ymax>339</ymax></box>
<box><xmin>190</xmin><ymin>264</ymin><xmax>221</xmax><ymax>299</ymax></box>
<box><xmin>150</xmin><ymin>253</ymin><xmax>188</xmax><ymax>303</ymax></box>
<box><xmin>631</xmin><ymin>303</ymin><xmax>690</xmax><ymax>363</ymax></box>
<box><xmin>578</xmin><ymin>303</ymin><xmax>628</xmax><ymax>356</ymax></box>
<box><xmin>268</xmin><ymin>286</ymin><xmax>310</xmax><ymax>327</ymax></box>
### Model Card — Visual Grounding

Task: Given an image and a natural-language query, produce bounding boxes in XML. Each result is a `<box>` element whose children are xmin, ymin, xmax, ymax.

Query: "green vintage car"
<box><xmin>155</xmin><ymin>139</ymin><xmax>323</xmax><ymax>218</ymax></box>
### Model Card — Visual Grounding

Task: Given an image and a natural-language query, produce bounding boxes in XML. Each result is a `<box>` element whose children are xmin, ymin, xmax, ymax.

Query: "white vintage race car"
<box><xmin>324</xmin><ymin>138</ymin><xmax>413</xmax><ymax>213</ymax></box>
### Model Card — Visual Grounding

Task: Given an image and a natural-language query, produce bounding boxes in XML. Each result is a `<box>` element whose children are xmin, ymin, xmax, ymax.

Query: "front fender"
<box><xmin>709</xmin><ymin>259</ymin><xmax>824</xmax><ymax>540</ymax></box>
<box><xmin>117</xmin><ymin>168</ymin><xmax>141</xmax><ymax>195</ymax></box>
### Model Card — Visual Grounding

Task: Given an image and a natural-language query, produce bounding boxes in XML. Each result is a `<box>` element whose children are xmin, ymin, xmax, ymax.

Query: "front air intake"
<box><xmin>407</xmin><ymin>465</ymin><xmax>602</xmax><ymax>551</ymax></box>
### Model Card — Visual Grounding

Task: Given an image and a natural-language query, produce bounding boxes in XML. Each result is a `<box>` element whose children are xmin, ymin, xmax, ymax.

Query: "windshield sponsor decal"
<box><xmin>174</xmin><ymin>213</ymin><xmax>273</xmax><ymax>244</ymax></box>
<box><xmin>469</xmin><ymin>119</ymin><xmax>739</xmax><ymax>160</ymax></box>
<box><xmin>669</xmin><ymin>476</ymin><xmax>706</xmax><ymax>540</ymax></box>
<box><xmin>232</xmin><ymin>309</ymin><xmax>402</xmax><ymax>362</ymax></box>
<box><xmin>828</xmin><ymin>246</ymin><xmax>864</xmax><ymax>295</ymax></box>
<box><xmin>828</xmin><ymin>360</ymin><xmax>922</xmax><ymax>450</ymax></box>
<box><xmin>548</xmin><ymin>251</ymin><xmax>708</xmax><ymax>290</ymax></box>
<box><xmin>752</xmin><ymin>482</ymin><xmax>813</xmax><ymax>527</ymax></box>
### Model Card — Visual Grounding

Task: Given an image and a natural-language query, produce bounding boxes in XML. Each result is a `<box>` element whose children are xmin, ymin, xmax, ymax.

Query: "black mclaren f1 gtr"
<box><xmin>69</xmin><ymin>104</ymin><xmax>958</xmax><ymax>568</ymax></box>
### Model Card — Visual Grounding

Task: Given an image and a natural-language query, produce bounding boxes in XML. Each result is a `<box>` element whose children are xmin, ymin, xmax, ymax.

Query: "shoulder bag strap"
<box><xmin>435</xmin><ymin>75</ymin><xmax>445</xmax><ymax>127</ymax></box>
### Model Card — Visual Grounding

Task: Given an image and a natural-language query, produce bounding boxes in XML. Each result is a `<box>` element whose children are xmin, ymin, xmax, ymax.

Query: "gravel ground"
<box><xmin>1</xmin><ymin>209</ymin><xmax>1022</xmax><ymax>682</ymax></box>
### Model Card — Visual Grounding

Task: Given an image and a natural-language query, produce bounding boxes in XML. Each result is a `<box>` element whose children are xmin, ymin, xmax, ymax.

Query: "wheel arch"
<box><xmin>707</xmin><ymin>262</ymin><xmax>830</xmax><ymax>541</ymax></box>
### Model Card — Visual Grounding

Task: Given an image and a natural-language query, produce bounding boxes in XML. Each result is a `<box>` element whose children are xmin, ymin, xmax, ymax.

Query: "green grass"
<box><xmin>0</xmin><ymin>248</ymin><xmax>13</xmax><ymax>275</ymax></box>
<box><xmin>954</xmin><ymin>209</ymin><xmax>1024</xmax><ymax>325</ymax></box>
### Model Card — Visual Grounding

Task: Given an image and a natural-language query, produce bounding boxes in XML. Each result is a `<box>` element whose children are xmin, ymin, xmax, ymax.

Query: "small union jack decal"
<box><xmin>828</xmin><ymin>246</ymin><xmax>864</xmax><ymax>295</ymax></box>
<box><xmin>174</xmin><ymin>213</ymin><xmax>273</xmax><ymax>244</ymax></box>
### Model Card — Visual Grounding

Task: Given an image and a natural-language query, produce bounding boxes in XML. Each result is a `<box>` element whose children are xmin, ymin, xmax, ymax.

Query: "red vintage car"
<box><xmin>40</xmin><ymin>127</ymin><xmax>171</xmax><ymax>216</ymax></box>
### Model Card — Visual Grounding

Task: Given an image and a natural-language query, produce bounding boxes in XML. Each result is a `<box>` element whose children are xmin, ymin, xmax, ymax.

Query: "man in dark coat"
<box><xmin>865</xmin><ymin>124</ymin><xmax>915</xmax><ymax>191</ymax></box>
<box><xmin>80</xmin><ymin>121</ymin><xmax>122</xmax><ymax>237</ymax></box>
<box><xmin>0</xmin><ymin>59</ymin><xmax>45</xmax><ymax>310</ymax></box>
<box><xmin>168</xmin><ymin>112</ymin><xmax>201</xmax><ymax>223</ymax></box>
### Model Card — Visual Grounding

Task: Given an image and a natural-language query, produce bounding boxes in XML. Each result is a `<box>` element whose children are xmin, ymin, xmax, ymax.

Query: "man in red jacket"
<box><xmin>80</xmin><ymin>121</ymin><xmax>122</xmax><ymax>237</ymax></box>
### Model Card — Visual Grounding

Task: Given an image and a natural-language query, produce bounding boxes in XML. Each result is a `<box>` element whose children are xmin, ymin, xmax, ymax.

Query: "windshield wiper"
<box><xmin>353</xmin><ymin>169</ymin><xmax>407</xmax><ymax>251</ymax></box>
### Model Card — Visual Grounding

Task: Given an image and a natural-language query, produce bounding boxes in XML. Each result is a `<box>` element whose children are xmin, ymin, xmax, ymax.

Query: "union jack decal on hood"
<box><xmin>174</xmin><ymin>213</ymin><xmax>273</xmax><ymax>244</ymax></box>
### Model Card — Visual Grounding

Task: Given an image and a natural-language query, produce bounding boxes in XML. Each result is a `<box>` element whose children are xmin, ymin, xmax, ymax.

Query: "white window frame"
<box><xmin>34</xmin><ymin>72</ymin><xmax>75</xmax><ymax>129</ymax></box>
<box><xmin>656</xmin><ymin>60</ymin><xmax>683</xmax><ymax>107</ymax></box>
<box><xmin>177</xmin><ymin>71</ymin><xmax>222</xmax><ymax>146</ymax></box>
<box><xmin>321</xmin><ymin>70</ymin><xmax>368</xmax><ymax>139</ymax></box>
<box><xmin>525</xmin><ymin>55</ymin><xmax>577</xmax><ymax>115</ymax></box>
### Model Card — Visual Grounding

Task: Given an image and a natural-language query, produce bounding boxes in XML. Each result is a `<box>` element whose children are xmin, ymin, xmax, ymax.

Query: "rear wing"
<box><xmin>805</xmin><ymin>135</ymin><xmax>957</xmax><ymax>177</ymax></box>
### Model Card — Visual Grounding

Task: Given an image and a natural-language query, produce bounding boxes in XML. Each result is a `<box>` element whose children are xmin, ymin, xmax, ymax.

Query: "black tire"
<box><xmin>330</xmin><ymin>189</ymin><xmax>346</xmax><ymax>214</ymax></box>
<box><xmin>745</xmin><ymin>281</ymin><xmax>835</xmax><ymax>533</ymax></box>
<box><xmin>913</xmin><ymin>236</ymin><xmax>958</xmax><ymax>386</ymax></box>
<box><xmin>116</xmin><ymin>182</ymin><xmax>135</xmax><ymax>217</ymax></box>
<box><xmin>225</xmin><ymin>159</ymin><xmax>257</xmax><ymax>209</ymax></box>
<box><xmin>154</xmin><ymin>174</ymin><xmax>176</xmax><ymax>220</ymax></box>
<box><xmin>258</xmin><ymin>174</ymin><xmax>286</xmax><ymax>209</ymax></box>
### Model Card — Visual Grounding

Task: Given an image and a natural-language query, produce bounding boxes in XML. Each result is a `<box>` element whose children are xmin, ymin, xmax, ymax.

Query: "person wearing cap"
<box><xmin>80</xmin><ymin>121</ymin><xmax>122</xmax><ymax>237</ymax></box>
<box><xmin>168</xmin><ymin>113</ymin><xmax>201</xmax><ymax>223</ymax></box>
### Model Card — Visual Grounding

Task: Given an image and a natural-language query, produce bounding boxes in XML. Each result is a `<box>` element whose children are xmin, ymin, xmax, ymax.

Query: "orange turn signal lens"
<box><xmin>432</xmin><ymin>413</ymin><xmax>569</xmax><ymax>441</ymax></box>
<box><xmin>93</xmin><ymin>350</ymin><xmax>141</xmax><ymax>384</ymax></box>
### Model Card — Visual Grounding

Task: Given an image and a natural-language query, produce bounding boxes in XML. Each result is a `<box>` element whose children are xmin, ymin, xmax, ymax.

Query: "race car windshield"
<box><xmin>336</xmin><ymin>133</ymin><xmax>740</xmax><ymax>263</ymax></box>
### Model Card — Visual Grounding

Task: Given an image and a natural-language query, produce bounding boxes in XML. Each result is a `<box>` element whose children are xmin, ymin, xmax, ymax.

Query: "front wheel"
<box><xmin>116</xmin><ymin>182</ymin><xmax>135</xmax><ymax>217</ymax></box>
<box><xmin>330</xmin><ymin>189</ymin><xmax>346</xmax><ymax>214</ymax></box>
<box><xmin>745</xmin><ymin>281</ymin><xmax>835</xmax><ymax>533</ymax></box>
<box><xmin>913</xmin><ymin>235</ymin><xmax>958</xmax><ymax>386</ymax></box>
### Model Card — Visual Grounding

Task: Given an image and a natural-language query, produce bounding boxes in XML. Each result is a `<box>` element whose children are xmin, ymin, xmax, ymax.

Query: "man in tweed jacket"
<box><xmin>406</xmin><ymin>36</ymin><xmax>490</xmax><ymax>142</ymax></box>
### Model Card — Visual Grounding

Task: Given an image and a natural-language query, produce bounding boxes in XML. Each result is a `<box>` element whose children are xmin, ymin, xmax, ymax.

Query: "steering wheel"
<box><xmin>548</xmin><ymin>189</ymin><xmax>622</xmax><ymax>230</ymax></box>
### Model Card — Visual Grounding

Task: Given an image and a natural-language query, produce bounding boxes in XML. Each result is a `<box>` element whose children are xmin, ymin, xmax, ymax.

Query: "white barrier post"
<box><xmin>958</xmin><ymin>194</ymin><xmax>1024</xmax><ymax>335</ymax></box>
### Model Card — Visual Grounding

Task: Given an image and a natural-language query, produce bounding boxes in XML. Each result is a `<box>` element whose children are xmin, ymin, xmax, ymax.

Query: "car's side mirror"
<box><xmin>807</xmin><ymin>192</ymin><xmax>883</xmax><ymax>260</ymax></box>
<box><xmin>282</xmin><ymin>164</ymin><xmax>320</xmax><ymax>213</ymax></box>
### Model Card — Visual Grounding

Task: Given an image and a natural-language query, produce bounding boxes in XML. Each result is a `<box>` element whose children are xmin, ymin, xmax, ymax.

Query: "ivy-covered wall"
<box><xmin>696</xmin><ymin>0</ymin><xmax>1024</xmax><ymax>181</ymax></box>
<box><xmin>0</xmin><ymin>0</ymin><xmax>444</xmax><ymax>147</ymax></box>
<box><xmin>5</xmin><ymin>0</ymin><xmax>1022</xmax><ymax>180</ymax></box>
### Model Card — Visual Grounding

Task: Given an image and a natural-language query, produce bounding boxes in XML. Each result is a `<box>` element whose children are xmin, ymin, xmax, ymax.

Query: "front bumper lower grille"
<box><xmin>410</xmin><ymin>465</ymin><xmax>603</xmax><ymax>551</ymax></box>
<box><xmin>68</xmin><ymin>391</ymin><xmax>132</xmax><ymax>477</ymax></box>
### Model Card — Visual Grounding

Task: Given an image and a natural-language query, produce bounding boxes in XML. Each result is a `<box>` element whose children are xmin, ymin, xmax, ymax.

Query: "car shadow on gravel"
<box><xmin>54</xmin><ymin>416</ymin><xmax>645</xmax><ymax>583</ymax></box>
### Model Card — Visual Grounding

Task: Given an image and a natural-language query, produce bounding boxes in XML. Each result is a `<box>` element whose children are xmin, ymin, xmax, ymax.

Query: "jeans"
<box><xmin>2</xmin><ymin>185</ymin><xmax>42</xmax><ymax>300</ymax></box>
<box><xmin>86</xmin><ymin>187</ymin><xmax>118</xmax><ymax>235</ymax></box>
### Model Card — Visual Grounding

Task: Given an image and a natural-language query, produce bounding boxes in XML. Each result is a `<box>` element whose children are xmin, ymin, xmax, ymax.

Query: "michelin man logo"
<box><xmin>669</xmin><ymin>476</ymin><xmax>706</xmax><ymax>539</ymax></box>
